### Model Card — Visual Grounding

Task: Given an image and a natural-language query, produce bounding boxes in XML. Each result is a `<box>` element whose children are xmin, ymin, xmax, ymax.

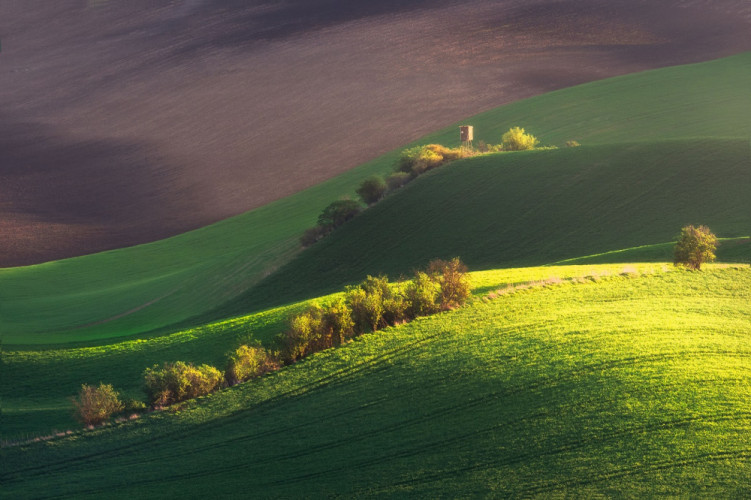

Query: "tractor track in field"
<box><xmin>8</xmin><ymin>347</ymin><xmax>751</xmax><ymax>494</ymax></box>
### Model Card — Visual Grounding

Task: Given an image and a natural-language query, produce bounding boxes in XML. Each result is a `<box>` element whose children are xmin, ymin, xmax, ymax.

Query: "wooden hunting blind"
<box><xmin>460</xmin><ymin>126</ymin><xmax>473</xmax><ymax>142</ymax></box>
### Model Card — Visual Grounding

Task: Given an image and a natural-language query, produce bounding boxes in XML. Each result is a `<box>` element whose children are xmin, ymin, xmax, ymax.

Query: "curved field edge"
<box><xmin>551</xmin><ymin>237</ymin><xmax>751</xmax><ymax>266</ymax></box>
<box><xmin>216</xmin><ymin>139</ymin><xmax>750</xmax><ymax>315</ymax></box>
<box><xmin>1</xmin><ymin>263</ymin><xmax>667</xmax><ymax>440</ymax></box>
<box><xmin>2</xmin><ymin>52</ymin><xmax>751</xmax><ymax>345</ymax></box>
<box><xmin>3</xmin><ymin>267</ymin><xmax>751</xmax><ymax>497</ymax></box>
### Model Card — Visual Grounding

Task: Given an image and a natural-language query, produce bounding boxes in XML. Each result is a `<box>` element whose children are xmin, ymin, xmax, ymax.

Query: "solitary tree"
<box><xmin>673</xmin><ymin>225</ymin><xmax>718</xmax><ymax>270</ymax></box>
<box><xmin>501</xmin><ymin>126</ymin><xmax>539</xmax><ymax>151</ymax></box>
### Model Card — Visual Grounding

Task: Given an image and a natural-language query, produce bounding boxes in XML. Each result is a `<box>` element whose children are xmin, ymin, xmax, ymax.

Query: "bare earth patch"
<box><xmin>1</xmin><ymin>0</ymin><xmax>750</xmax><ymax>266</ymax></box>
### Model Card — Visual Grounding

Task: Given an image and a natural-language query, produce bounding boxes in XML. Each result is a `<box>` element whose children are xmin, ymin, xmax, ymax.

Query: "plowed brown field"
<box><xmin>2</xmin><ymin>0</ymin><xmax>750</xmax><ymax>266</ymax></box>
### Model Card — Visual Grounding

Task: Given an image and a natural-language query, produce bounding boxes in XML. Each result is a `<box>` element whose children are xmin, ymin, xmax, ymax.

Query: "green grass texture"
<box><xmin>3</xmin><ymin>267</ymin><xmax>750</xmax><ymax>497</ymax></box>
<box><xmin>220</xmin><ymin>139</ymin><xmax>750</xmax><ymax>314</ymax></box>
<box><xmin>2</xmin><ymin>52</ymin><xmax>750</xmax><ymax>346</ymax></box>
<box><xmin>1</xmin><ymin>264</ymin><xmax>662</xmax><ymax>440</ymax></box>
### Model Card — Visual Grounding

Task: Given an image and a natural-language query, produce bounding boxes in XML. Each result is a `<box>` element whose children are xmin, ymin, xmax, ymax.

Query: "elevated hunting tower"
<box><xmin>460</xmin><ymin>125</ymin><xmax>473</xmax><ymax>150</ymax></box>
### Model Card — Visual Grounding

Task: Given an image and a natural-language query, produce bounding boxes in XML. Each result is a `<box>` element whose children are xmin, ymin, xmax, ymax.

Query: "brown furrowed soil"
<box><xmin>1</xmin><ymin>0</ymin><xmax>750</xmax><ymax>266</ymax></box>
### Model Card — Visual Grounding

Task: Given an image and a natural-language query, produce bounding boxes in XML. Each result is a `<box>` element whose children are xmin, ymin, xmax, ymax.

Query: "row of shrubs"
<box><xmin>301</xmin><ymin>127</ymin><xmax>556</xmax><ymax>248</ymax></box>
<box><xmin>300</xmin><ymin>144</ymin><xmax>469</xmax><ymax>247</ymax></box>
<box><xmin>277</xmin><ymin>257</ymin><xmax>470</xmax><ymax>363</ymax></box>
<box><xmin>72</xmin><ymin>258</ymin><xmax>471</xmax><ymax>426</ymax></box>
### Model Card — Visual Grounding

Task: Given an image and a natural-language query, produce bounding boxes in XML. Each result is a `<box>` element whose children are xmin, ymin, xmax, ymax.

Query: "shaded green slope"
<box><xmin>2</xmin><ymin>52</ymin><xmax>750</xmax><ymax>345</ymax></box>
<box><xmin>461</xmin><ymin>51</ymin><xmax>751</xmax><ymax>147</ymax></box>
<box><xmin>3</xmin><ymin>268</ymin><xmax>751</xmax><ymax>497</ymax></box>
<box><xmin>226</xmin><ymin>139</ymin><xmax>751</xmax><ymax>313</ymax></box>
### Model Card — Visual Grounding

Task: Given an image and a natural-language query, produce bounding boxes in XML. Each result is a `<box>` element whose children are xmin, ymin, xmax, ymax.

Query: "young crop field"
<box><xmin>2</xmin><ymin>264</ymin><xmax>663</xmax><ymax>440</ymax></box>
<box><xmin>3</xmin><ymin>54</ymin><xmax>750</xmax><ymax>497</ymax></box>
<box><xmin>1</xmin><ymin>52</ymin><xmax>750</xmax><ymax>346</ymax></box>
<box><xmin>4</xmin><ymin>267</ymin><xmax>751</xmax><ymax>497</ymax></box>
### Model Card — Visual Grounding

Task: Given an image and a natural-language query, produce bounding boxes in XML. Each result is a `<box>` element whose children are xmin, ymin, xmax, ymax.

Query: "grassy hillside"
<box><xmin>1</xmin><ymin>264</ymin><xmax>660</xmax><ymax>440</ymax></box>
<box><xmin>222</xmin><ymin>139</ymin><xmax>750</xmax><ymax>313</ymax></box>
<box><xmin>3</xmin><ymin>267</ymin><xmax>750</xmax><ymax>497</ymax></box>
<box><xmin>2</xmin><ymin>52</ymin><xmax>750</xmax><ymax>346</ymax></box>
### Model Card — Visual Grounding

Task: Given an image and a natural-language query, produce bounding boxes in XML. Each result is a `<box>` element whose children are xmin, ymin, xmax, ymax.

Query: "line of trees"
<box><xmin>71</xmin><ymin>258</ymin><xmax>471</xmax><ymax>426</ymax></box>
<box><xmin>302</xmin><ymin>127</ymin><xmax>548</xmax><ymax>248</ymax></box>
<box><xmin>70</xmin><ymin>221</ymin><xmax>723</xmax><ymax>426</ymax></box>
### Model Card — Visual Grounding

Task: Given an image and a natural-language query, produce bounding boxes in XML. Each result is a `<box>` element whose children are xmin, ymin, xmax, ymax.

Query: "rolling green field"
<box><xmin>0</xmin><ymin>263</ymin><xmax>665</xmax><ymax>440</ymax></box>
<box><xmin>2</xmin><ymin>52</ymin><xmax>750</xmax><ymax>346</ymax></box>
<box><xmin>3</xmin><ymin>53</ymin><xmax>751</xmax><ymax>496</ymax></box>
<box><xmin>4</xmin><ymin>267</ymin><xmax>751</xmax><ymax>497</ymax></box>
<box><xmin>224</xmin><ymin>139</ymin><xmax>750</xmax><ymax>314</ymax></box>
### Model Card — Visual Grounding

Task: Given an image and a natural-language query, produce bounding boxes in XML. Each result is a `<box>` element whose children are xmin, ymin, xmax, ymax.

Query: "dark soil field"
<box><xmin>2</xmin><ymin>0</ymin><xmax>750</xmax><ymax>266</ymax></box>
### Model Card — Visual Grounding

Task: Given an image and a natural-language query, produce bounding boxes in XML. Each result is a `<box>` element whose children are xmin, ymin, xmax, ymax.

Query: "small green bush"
<box><xmin>226</xmin><ymin>345</ymin><xmax>280</xmax><ymax>385</ymax></box>
<box><xmin>674</xmin><ymin>225</ymin><xmax>719</xmax><ymax>270</ymax></box>
<box><xmin>428</xmin><ymin>257</ymin><xmax>471</xmax><ymax>310</ymax></box>
<box><xmin>565</xmin><ymin>140</ymin><xmax>581</xmax><ymax>147</ymax></box>
<box><xmin>382</xmin><ymin>292</ymin><xmax>408</xmax><ymax>327</ymax></box>
<box><xmin>346</xmin><ymin>284</ymin><xmax>384</xmax><ymax>333</ymax></box>
<box><xmin>405</xmin><ymin>271</ymin><xmax>441</xmax><ymax>318</ymax></box>
<box><xmin>317</xmin><ymin>199</ymin><xmax>362</xmax><ymax>229</ymax></box>
<box><xmin>386</xmin><ymin>172</ymin><xmax>411</xmax><ymax>191</ymax></box>
<box><xmin>320</xmin><ymin>298</ymin><xmax>356</xmax><ymax>347</ymax></box>
<box><xmin>396</xmin><ymin>146</ymin><xmax>426</xmax><ymax>174</ymax></box>
<box><xmin>72</xmin><ymin>383</ymin><xmax>124</xmax><ymax>426</ymax></box>
<box><xmin>278</xmin><ymin>305</ymin><xmax>324</xmax><ymax>362</ymax></box>
<box><xmin>356</xmin><ymin>176</ymin><xmax>387</xmax><ymax>206</ymax></box>
<box><xmin>501</xmin><ymin>127</ymin><xmax>539</xmax><ymax>151</ymax></box>
<box><xmin>143</xmin><ymin>361</ymin><xmax>223</xmax><ymax>407</ymax></box>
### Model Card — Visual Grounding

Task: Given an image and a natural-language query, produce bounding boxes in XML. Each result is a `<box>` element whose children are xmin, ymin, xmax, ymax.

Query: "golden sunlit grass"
<box><xmin>3</xmin><ymin>267</ymin><xmax>750</xmax><ymax>497</ymax></box>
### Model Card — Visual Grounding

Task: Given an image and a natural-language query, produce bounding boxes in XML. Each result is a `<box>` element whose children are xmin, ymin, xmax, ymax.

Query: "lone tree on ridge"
<box><xmin>673</xmin><ymin>224</ymin><xmax>718</xmax><ymax>270</ymax></box>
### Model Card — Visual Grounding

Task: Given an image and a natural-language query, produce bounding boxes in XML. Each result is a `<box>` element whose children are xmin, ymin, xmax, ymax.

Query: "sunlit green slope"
<box><xmin>2</xmin><ymin>52</ymin><xmax>750</xmax><ymax>345</ymax></box>
<box><xmin>0</xmin><ymin>264</ymin><xmax>662</xmax><ymax>439</ymax></box>
<box><xmin>3</xmin><ymin>267</ymin><xmax>750</xmax><ymax>497</ymax></box>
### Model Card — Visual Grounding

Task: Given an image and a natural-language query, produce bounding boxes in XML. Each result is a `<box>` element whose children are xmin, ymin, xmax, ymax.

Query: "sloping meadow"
<box><xmin>2</xmin><ymin>52</ymin><xmax>750</xmax><ymax>346</ymax></box>
<box><xmin>3</xmin><ymin>267</ymin><xmax>751</xmax><ymax>497</ymax></box>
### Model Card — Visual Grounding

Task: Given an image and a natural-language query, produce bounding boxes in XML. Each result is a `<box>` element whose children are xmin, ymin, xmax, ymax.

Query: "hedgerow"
<box><xmin>70</xmin><ymin>258</ymin><xmax>471</xmax><ymax>422</ymax></box>
<box><xmin>397</xmin><ymin>144</ymin><xmax>468</xmax><ymax>177</ymax></box>
<box><xmin>302</xmin><ymin>125</ymin><xmax>547</xmax><ymax>248</ymax></box>
<box><xmin>278</xmin><ymin>258</ymin><xmax>471</xmax><ymax>364</ymax></box>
